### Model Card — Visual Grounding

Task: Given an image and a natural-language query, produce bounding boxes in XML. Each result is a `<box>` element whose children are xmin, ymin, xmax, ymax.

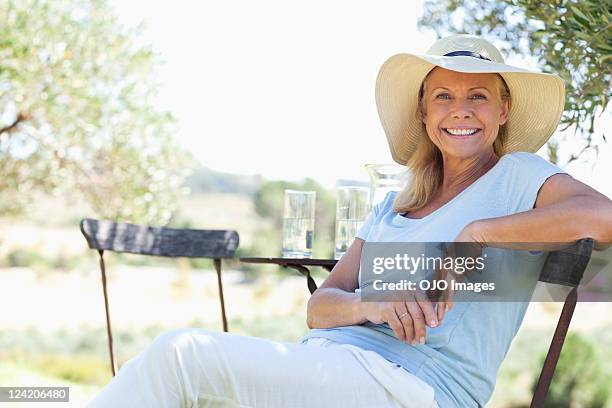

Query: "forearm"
<box><xmin>306</xmin><ymin>288</ymin><xmax>366</xmax><ymax>329</ymax></box>
<box><xmin>473</xmin><ymin>195</ymin><xmax>612</xmax><ymax>250</ymax></box>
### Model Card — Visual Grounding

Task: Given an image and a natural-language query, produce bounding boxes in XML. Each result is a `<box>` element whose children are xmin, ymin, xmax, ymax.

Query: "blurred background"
<box><xmin>0</xmin><ymin>0</ymin><xmax>611</xmax><ymax>406</ymax></box>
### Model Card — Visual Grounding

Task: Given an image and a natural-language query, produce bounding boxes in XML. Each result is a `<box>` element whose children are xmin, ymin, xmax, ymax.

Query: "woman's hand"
<box><xmin>359</xmin><ymin>290</ymin><xmax>440</xmax><ymax>345</ymax></box>
<box><xmin>433</xmin><ymin>223</ymin><xmax>485</xmax><ymax>320</ymax></box>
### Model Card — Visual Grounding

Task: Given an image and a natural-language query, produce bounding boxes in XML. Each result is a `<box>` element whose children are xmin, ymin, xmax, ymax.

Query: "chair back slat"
<box><xmin>538</xmin><ymin>238</ymin><xmax>594</xmax><ymax>286</ymax></box>
<box><xmin>80</xmin><ymin>218</ymin><xmax>239</xmax><ymax>258</ymax></box>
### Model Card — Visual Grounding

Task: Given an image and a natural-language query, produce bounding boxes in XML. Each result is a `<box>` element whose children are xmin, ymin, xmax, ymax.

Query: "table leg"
<box><xmin>284</xmin><ymin>264</ymin><xmax>318</xmax><ymax>294</ymax></box>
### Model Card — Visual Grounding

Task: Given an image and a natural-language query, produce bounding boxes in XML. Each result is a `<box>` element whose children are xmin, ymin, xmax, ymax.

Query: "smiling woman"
<box><xmin>422</xmin><ymin>69</ymin><xmax>510</xmax><ymax>157</ymax></box>
<box><xmin>304</xmin><ymin>34</ymin><xmax>612</xmax><ymax>408</ymax></box>
<box><xmin>394</xmin><ymin>68</ymin><xmax>511</xmax><ymax>216</ymax></box>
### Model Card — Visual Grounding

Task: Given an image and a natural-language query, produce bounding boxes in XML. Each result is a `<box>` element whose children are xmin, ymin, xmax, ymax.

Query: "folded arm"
<box><xmin>462</xmin><ymin>174</ymin><xmax>612</xmax><ymax>250</ymax></box>
<box><xmin>307</xmin><ymin>238</ymin><xmax>442</xmax><ymax>344</ymax></box>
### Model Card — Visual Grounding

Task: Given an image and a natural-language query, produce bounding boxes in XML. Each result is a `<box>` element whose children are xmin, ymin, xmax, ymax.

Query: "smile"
<box><xmin>443</xmin><ymin>128</ymin><xmax>482</xmax><ymax>137</ymax></box>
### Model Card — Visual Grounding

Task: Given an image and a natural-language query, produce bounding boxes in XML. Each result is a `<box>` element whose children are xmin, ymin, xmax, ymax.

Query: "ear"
<box><xmin>499</xmin><ymin>98</ymin><xmax>510</xmax><ymax>125</ymax></box>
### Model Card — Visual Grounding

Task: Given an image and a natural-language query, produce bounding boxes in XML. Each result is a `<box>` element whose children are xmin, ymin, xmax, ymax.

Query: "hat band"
<box><xmin>443</xmin><ymin>50</ymin><xmax>492</xmax><ymax>61</ymax></box>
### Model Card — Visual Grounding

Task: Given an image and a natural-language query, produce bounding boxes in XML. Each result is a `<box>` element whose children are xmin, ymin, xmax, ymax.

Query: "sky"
<box><xmin>110</xmin><ymin>0</ymin><xmax>611</xmax><ymax>196</ymax></box>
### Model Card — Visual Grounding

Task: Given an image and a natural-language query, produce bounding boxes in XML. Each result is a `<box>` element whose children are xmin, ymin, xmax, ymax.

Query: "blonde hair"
<box><xmin>393</xmin><ymin>71</ymin><xmax>511</xmax><ymax>214</ymax></box>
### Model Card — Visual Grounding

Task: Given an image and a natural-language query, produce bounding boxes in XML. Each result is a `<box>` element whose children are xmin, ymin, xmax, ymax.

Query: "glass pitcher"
<box><xmin>365</xmin><ymin>164</ymin><xmax>409</xmax><ymax>207</ymax></box>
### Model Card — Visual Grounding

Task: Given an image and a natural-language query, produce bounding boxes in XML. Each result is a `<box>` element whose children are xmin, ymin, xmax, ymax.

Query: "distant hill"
<box><xmin>185</xmin><ymin>166</ymin><xmax>371</xmax><ymax>196</ymax></box>
<box><xmin>184</xmin><ymin>167</ymin><xmax>264</xmax><ymax>196</ymax></box>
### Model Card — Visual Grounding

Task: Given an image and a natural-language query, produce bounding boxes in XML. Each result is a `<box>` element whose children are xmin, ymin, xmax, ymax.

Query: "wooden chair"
<box><xmin>530</xmin><ymin>238</ymin><xmax>594</xmax><ymax>407</ymax></box>
<box><xmin>79</xmin><ymin>218</ymin><xmax>239</xmax><ymax>376</ymax></box>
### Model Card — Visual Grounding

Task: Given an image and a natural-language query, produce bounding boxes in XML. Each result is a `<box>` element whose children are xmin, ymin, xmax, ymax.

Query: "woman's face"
<box><xmin>421</xmin><ymin>67</ymin><xmax>510</xmax><ymax>161</ymax></box>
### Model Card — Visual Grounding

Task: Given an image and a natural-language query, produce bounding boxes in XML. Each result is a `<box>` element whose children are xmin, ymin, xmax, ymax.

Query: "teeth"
<box><xmin>445</xmin><ymin>128</ymin><xmax>479</xmax><ymax>136</ymax></box>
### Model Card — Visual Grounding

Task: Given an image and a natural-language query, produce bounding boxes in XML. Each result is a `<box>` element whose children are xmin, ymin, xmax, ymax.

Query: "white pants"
<box><xmin>87</xmin><ymin>328</ymin><xmax>439</xmax><ymax>408</ymax></box>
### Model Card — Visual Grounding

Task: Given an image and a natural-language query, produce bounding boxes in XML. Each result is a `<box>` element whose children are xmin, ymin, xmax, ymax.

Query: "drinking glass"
<box><xmin>282</xmin><ymin>190</ymin><xmax>316</xmax><ymax>258</ymax></box>
<box><xmin>334</xmin><ymin>186</ymin><xmax>370</xmax><ymax>259</ymax></box>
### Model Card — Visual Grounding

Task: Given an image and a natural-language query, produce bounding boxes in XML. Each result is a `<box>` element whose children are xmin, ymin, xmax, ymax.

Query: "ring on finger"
<box><xmin>398</xmin><ymin>311</ymin><xmax>409</xmax><ymax>319</ymax></box>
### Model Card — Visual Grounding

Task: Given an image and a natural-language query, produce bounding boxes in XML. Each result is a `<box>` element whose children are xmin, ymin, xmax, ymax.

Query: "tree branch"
<box><xmin>0</xmin><ymin>112</ymin><xmax>29</xmax><ymax>135</ymax></box>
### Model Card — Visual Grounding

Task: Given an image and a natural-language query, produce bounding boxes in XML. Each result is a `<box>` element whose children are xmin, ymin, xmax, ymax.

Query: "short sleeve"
<box><xmin>355</xmin><ymin>191</ymin><xmax>396</xmax><ymax>240</ymax></box>
<box><xmin>506</xmin><ymin>152</ymin><xmax>567</xmax><ymax>214</ymax></box>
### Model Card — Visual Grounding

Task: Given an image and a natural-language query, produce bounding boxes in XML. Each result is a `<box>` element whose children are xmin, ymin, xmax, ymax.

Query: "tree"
<box><xmin>0</xmin><ymin>0</ymin><xmax>192</xmax><ymax>224</ymax></box>
<box><xmin>419</xmin><ymin>0</ymin><xmax>611</xmax><ymax>164</ymax></box>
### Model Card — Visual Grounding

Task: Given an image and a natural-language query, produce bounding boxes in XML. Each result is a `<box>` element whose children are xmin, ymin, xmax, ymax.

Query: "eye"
<box><xmin>470</xmin><ymin>93</ymin><xmax>487</xmax><ymax>100</ymax></box>
<box><xmin>435</xmin><ymin>93</ymin><xmax>451</xmax><ymax>99</ymax></box>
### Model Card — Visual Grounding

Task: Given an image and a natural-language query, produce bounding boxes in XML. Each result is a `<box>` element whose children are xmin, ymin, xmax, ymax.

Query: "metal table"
<box><xmin>239</xmin><ymin>257</ymin><xmax>337</xmax><ymax>294</ymax></box>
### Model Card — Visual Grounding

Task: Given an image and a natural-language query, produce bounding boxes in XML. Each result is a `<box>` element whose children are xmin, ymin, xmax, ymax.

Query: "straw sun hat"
<box><xmin>375</xmin><ymin>34</ymin><xmax>565</xmax><ymax>165</ymax></box>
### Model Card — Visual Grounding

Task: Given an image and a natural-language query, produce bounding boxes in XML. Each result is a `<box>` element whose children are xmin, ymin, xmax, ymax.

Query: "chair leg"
<box><xmin>530</xmin><ymin>286</ymin><xmax>578</xmax><ymax>408</ymax></box>
<box><xmin>214</xmin><ymin>258</ymin><xmax>229</xmax><ymax>332</ymax></box>
<box><xmin>98</xmin><ymin>250</ymin><xmax>117</xmax><ymax>376</ymax></box>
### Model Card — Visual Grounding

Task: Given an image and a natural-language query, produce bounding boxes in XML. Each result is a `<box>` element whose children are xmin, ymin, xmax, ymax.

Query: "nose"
<box><xmin>451</xmin><ymin>99</ymin><xmax>473</xmax><ymax>119</ymax></box>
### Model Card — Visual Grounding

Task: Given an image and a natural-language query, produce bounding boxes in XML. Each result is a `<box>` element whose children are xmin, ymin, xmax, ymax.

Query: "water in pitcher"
<box><xmin>334</xmin><ymin>219</ymin><xmax>364</xmax><ymax>259</ymax></box>
<box><xmin>282</xmin><ymin>217</ymin><xmax>314</xmax><ymax>258</ymax></box>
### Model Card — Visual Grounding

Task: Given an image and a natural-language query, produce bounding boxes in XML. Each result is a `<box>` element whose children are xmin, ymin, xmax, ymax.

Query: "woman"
<box><xmin>88</xmin><ymin>35</ymin><xmax>612</xmax><ymax>408</ymax></box>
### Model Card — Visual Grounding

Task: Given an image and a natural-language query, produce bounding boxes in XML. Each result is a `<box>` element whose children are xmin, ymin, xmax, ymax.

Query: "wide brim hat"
<box><xmin>375</xmin><ymin>34</ymin><xmax>565</xmax><ymax>165</ymax></box>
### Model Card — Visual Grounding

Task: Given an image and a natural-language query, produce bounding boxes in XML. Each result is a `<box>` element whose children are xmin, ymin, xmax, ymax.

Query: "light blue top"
<box><xmin>301</xmin><ymin>152</ymin><xmax>566</xmax><ymax>407</ymax></box>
